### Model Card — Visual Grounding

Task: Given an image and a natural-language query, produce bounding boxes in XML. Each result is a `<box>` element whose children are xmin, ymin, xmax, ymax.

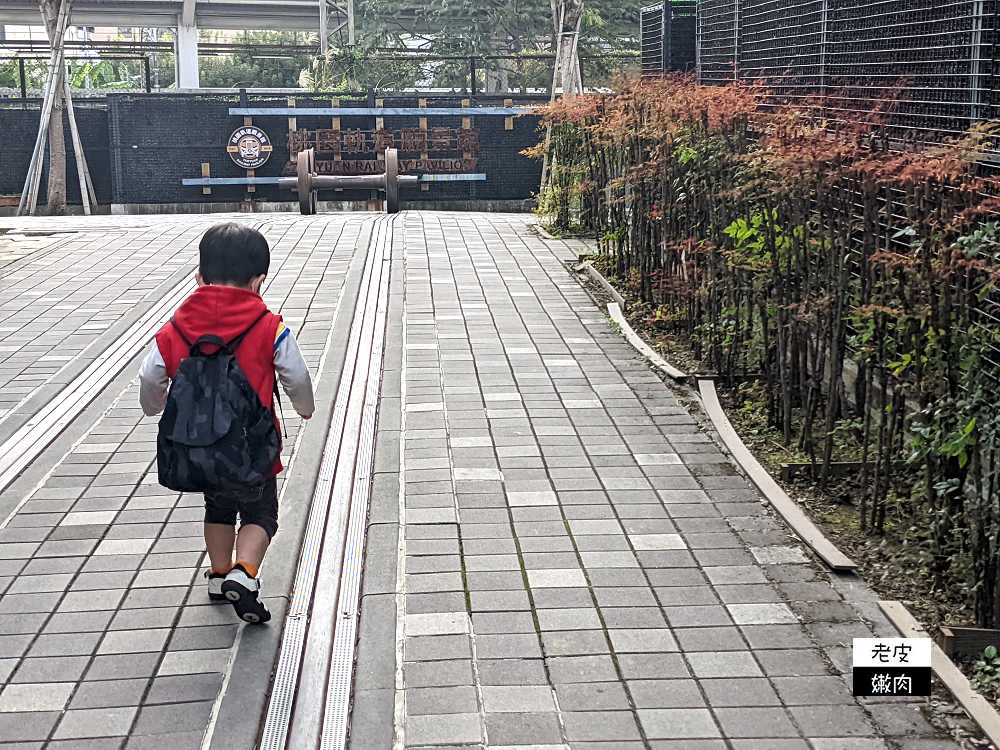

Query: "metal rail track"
<box><xmin>0</xmin><ymin>274</ymin><xmax>197</xmax><ymax>497</ymax></box>
<box><xmin>260</xmin><ymin>215</ymin><xmax>393</xmax><ymax>750</ymax></box>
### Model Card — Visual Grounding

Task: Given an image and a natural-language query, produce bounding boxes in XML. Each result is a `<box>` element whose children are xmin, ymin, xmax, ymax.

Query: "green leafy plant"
<box><xmin>972</xmin><ymin>645</ymin><xmax>1000</xmax><ymax>696</ymax></box>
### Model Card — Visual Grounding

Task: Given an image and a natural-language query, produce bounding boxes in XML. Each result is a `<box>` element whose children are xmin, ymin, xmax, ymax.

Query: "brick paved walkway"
<box><xmin>351</xmin><ymin>213</ymin><xmax>964</xmax><ymax>750</ymax></box>
<box><xmin>0</xmin><ymin>214</ymin><xmax>366</xmax><ymax>749</ymax></box>
<box><xmin>0</xmin><ymin>212</ymin><xmax>971</xmax><ymax>750</ymax></box>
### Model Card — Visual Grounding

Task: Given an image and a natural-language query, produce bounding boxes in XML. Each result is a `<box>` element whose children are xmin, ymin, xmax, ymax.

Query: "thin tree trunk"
<box><xmin>47</xmin><ymin>79</ymin><xmax>66</xmax><ymax>214</ymax></box>
<box><xmin>41</xmin><ymin>0</ymin><xmax>67</xmax><ymax>215</ymax></box>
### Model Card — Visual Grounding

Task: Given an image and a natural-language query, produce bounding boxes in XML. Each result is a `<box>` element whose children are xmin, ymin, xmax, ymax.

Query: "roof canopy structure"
<box><xmin>1</xmin><ymin>0</ymin><xmax>353</xmax><ymax>87</ymax></box>
<box><xmin>1</xmin><ymin>0</ymin><xmax>341</xmax><ymax>31</ymax></box>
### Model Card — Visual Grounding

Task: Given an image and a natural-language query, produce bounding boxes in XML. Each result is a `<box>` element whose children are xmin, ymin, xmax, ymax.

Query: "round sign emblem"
<box><xmin>227</xmin><ymin>125</ymin><xmax>273</xmax><ymax>169</ymax></box>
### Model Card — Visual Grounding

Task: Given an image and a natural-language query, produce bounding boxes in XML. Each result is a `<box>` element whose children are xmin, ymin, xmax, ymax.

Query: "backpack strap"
<box><xmin>272</xmin><ymin>377</ymin><xmax>287</xmax><ymax>438</ymax></box>
<box><xmin>173</xmin><ymin>319</ymin><xmax>220</xmax><ymax>358</ymax></box>
<box><xmin>173</xmin><ymin>310</ymin><xmax>270</xmax><ymax>357</ymax></box>
<box><xmin>225</xmin><ymin>310</ymin><xmax>271</xmax><ymax>352</ymax></box>
<box><xmin>170</xmin><ymin>318</ymin><xmax>193</xmax><ymax>348</ymax></box>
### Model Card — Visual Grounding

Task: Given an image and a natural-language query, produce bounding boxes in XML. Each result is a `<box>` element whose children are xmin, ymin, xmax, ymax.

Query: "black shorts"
<box><xmin>204</xmin><ymin>477</ymin><xmax>279</xmax><ymax>539</ymax></box>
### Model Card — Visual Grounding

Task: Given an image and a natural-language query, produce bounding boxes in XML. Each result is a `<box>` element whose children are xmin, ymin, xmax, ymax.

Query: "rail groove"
<box><xmin>0</xmin><ymin>274</ymin><xmax>196</xmax><ymax>497</ymax></box>
<box><xmin>259</xmin><ymin>215</ymin><xmax>393</xmax><ymax>750</ymax></box>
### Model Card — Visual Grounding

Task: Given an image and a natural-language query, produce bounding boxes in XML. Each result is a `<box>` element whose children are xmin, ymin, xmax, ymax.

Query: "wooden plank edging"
<box><xmin>697</xmin><ymin>377</ymin><xmax>857</xmax><ymax>570</ymax></box>
<box><xmin>586</xmin><ymin>265</ymin><xmax>627</xmax><ymax>310</ymax></box>
<box><xmin>607</xmin><ymin>302</ymin><xmax>688</xmax><ymax>382</ymax></box>
<box><xmin>879</xmin><ymin>600</ymin><xmax>1000</xmax><ymax>747</ymax></box>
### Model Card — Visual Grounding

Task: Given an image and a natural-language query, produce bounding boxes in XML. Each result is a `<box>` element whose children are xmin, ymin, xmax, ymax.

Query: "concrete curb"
<box><xmin>585</xmin><ymin>264</ymin><xmax>627</xmax><ymax>310</ymax></box>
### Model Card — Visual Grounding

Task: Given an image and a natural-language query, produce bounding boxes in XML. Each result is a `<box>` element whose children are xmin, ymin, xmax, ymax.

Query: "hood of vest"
<box><xmin>172</xmin><ymin>285</ymin><xmax>269</xmax><ymax>343</ymax></box>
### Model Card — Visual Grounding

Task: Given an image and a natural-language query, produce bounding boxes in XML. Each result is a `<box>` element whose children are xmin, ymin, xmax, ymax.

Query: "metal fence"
<box><xmin>640</xmin><ymin>2</ymin><xmax>698</xmax><ymax>75</ymax></box>
<box><xmin>696</xmin><ymin>0</ymin><xmax>1000</xmax><ymax>136</ymax></box>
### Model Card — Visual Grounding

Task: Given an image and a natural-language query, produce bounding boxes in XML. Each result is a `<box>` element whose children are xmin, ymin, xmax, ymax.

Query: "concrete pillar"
<box><xmin>175</xmin><ymin>15</ymin><xmax>199</xmax><ymax>88</ymax></box>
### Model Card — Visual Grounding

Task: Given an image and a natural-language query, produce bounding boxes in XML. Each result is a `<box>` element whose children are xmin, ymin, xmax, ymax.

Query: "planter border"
<box><xmin>698</xmin><ymin>377</ymin><xmax>857</xmax><ymax>571</ymax></box>
<box><xmin>586</xmin><ymin>264</ymin><xmax>627</xmax><ymax>310</ymax></box>
<box><xmin>607</xmin><ymin>302</ymin><xmax>688</xmax><ymax>382</ymax></box>
<box><xmin>880</xmin><ymin>600</ymin><xmax>1000</xmax><ymax>747</ymax></box>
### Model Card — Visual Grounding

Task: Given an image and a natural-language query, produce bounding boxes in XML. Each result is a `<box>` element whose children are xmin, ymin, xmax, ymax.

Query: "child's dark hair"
<box><xmin>199</xmin><ymin>223</ymin><xmax>270</xmax><ymax>286</ymax></box>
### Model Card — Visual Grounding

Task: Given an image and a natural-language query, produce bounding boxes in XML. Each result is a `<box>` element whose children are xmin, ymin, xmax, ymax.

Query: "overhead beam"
<box><xmin>1</xmin><ymin>0</ymin><xmax>343</xmax><ymax>30</ymax></box>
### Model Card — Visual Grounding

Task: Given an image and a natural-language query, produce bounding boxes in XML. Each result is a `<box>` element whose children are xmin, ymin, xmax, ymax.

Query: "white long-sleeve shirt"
<box><xmin>138</xmin><ymin>322</ymin><xmax>315</xmax><ymax>418</ymax></box>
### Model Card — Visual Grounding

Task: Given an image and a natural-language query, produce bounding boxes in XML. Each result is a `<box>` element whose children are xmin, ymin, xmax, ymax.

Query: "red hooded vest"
<box><xmin>155</xmin><ymin>285</ymin><xmax>284</xmax><ymax>476</ymax></box>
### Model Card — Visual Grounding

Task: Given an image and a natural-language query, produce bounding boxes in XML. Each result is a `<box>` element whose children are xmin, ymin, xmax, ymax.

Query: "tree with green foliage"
<box><xmin>355</xmin><ymin>0</ymin><xmax>642</xmax><ymax>91</ymax></box>
<box><xmin>299</xmin><ymin>46</ymin><xmax>422</xmax><ymax>92</ymax></box>
<box><xmin>197</xmin><ymin>31</ymin><xmax>316</xmax><ymax>89</ymax></box>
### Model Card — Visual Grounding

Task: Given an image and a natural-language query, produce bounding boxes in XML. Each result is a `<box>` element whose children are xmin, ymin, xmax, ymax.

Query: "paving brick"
<box><xmin>482</xmin><ymin>685</ymin><xmax>556</xmax><ymax>713</ymax></box>
<box><xmin>546</xmin><ymin>655</ymin><xmax>619</xmax><ymax>683</ymax></box>
<box><xmin>699</xmin><ymin>677</ymin><xmax>781</xmax><ymax>707</ymax></box>
<box><xmin>617</xmin><ymin>653</ymin><xmax>690</xmax><ymax>680</ymax></box>
<box><xmin>167</xmin><ymin>625</ymin><xmax>238</xmax><ymax>651</ymax></box>
<box><xmin>0</xmin><ymin>634</ymin><xmax>33</xmax><ymax>659</ymax></box>
<box><xmin>0</xmin><ymin>711</ymin><xmax>60</xmax><ymax>741</ymax></box>
<box><xmin>404</xmin><ymin>634</ymin><xmax>472</xmax><ymax>662</ymax></box>
<box><xmin>563</xmin><ymin>710</ymin><xmax>642</xmax><ymax>742</ymax></box>
<box><xmin>477</xmin><ymin>659</ymin><xmax>548</xmax><ymax>686</ymax></box>
<box><xmin>535</xmin><ymin>608</ymin><xmax>601</xmax><ymax>631</ymax></box>
<box><xmin>773</xmin><ymin>675</ymin><xmax>854</xmax><ymax>705</ymax></box>
<box><xmin>70</xmin><ymin>678</ymin><xmax>149</xmax><ymax>709</ymax></box>
<box><xmin>405</xmin><ymin>712</ymin><xmax>482</xmax><ymax>745</ymax></box>
<box><xmin>787</xmin><ymin>705</ymin><xmax>876</xmax><ymax>737</ymax></box>
<box><xmin>609</xmin><ymin>629</ymin><xmax>678</xmax><ymax>653</ymax></box>
<box><xmin>541</xmin><ymin>630</ymin><xmax>609</xmax><ymax>657</ymax></box>
<box><xmin>97</xmin><ymin>628</ymin><xmax>170</xmax><ymax>655</ymax></box>
<box><xmin>486</xmin><ymin>711</ymin><xmax>563</xmax><ymax>744</ymax></box>
<box><xmin>0</xmin><ymin>682</ymin><xmax>75</xmax><ymax>712</ymax></box>
<box><xmin>554</xmin><ymin>681</ymin><xmax>630</xmax><ymax>711</ymax></box>
<box><xmin>131</xmin><ymin>701</ymin><xmax>213</xmax><ymax>735</ymax></box>
<box><xmin>403</xmin><ymin>660</ymin><xmax>474</xmax><ymax>689</ymax></box>
<box><xmin>406</xmin><ymin>686</ymin><xmax>479</xmax><ymax>715</ymax></box>
<box><xmin>86</xmin><ymin>653</ymin><xmax>162</xmax><ymax>681</ymax></box>
<box><xmin>713</xmin><ymin>707</ymin><xmax>800</xmax><ymax>738</ymax></box>
<box><xmin>755</xmin><ymin>649</ymin><xmax>831</xmax><ymax>677</ymax></box>
<box><xmin>27</xmin><ymin>631</ymin><xmax>101</xmax><ymax>657</ymax></box>
<box><xmin>532</xmin><ymin>588</ymin><xmax>595</xmax><ymax>609</ymax></box>
<box><xmin>110</xmin><ymin>607</ymin><xmax>180</xmax><ymax>631</ymax></box>
<box><xmin>638</xmin><ymin>708</ymin><xmax>721</xmax><ymax>739</ymax></box>
<box><xmin>475</xmin><ymin>633</ymin><xmax>541</xmax><ymax>660</ymax></box>
<box><xmin>53</xmin><ymin>706</ymin><xmax>137</xmax><ymax>739</ymax></box>
<box><xmin>0</xmin><ymin>592</ymin><xmax>62</xmax><ymax>614</ymax></box>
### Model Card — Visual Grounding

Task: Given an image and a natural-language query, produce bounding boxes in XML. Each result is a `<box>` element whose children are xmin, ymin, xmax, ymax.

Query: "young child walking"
<box><xmin>139</xmin><ymin>223</ymin><xmax>314</xmax><ymax>623</ymax></box>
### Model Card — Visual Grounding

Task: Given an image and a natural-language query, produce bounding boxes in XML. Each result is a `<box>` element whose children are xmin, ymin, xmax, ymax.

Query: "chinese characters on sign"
<box><xmin>281</xmin><ymin>126</ymin><xmax>481</xmax><ymax>176</ymax></box>
<box><xmin>286</xmin><ymin>127</ymin><xmax>481</xmax><ymax>158</ymax></box>
<box><xmin>852</xmin><ymin>638</ymin><xmax>932</xmax><ymax>696</ymax></box>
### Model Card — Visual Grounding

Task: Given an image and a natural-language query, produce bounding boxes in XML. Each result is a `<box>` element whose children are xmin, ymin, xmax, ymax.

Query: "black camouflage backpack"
<box><xmin>156</xmin><ymin>312</ymin><xmax>281</xmax><ymax>492</ymax></box>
